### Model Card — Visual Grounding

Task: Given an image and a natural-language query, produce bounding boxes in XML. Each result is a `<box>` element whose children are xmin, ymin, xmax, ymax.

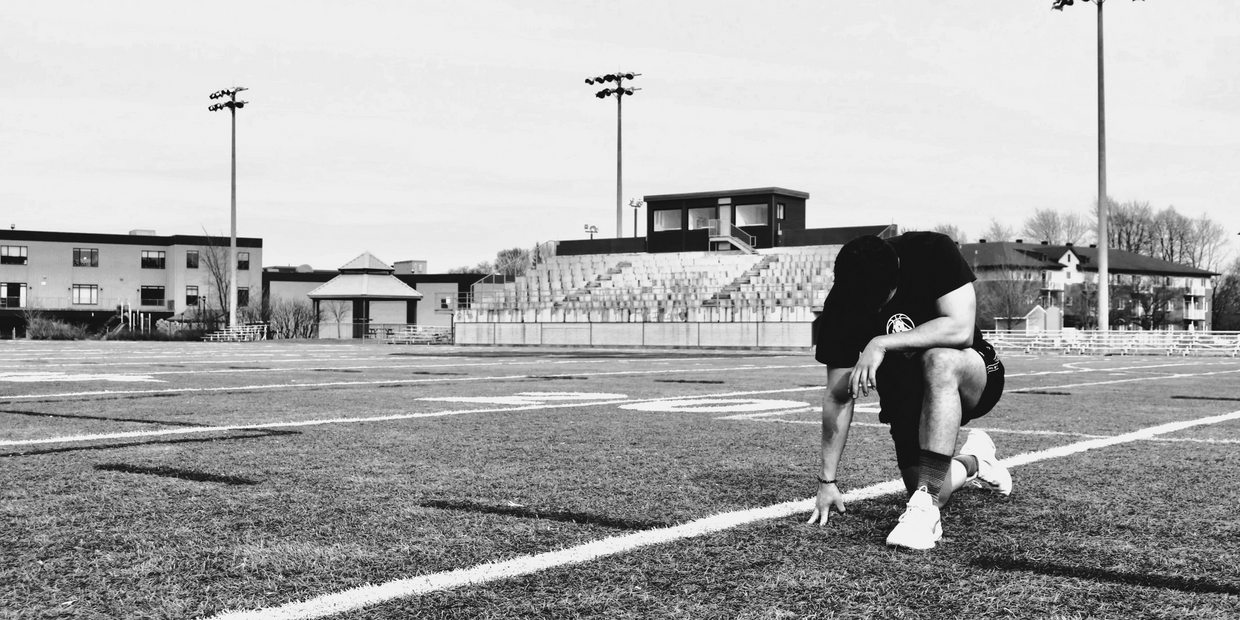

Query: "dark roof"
<box><xmin>961</xmin><ymin>242</ymin><xmax>1219</xmax><ymax>277</ymax></box>
<box><xmin>643</xmin><ymin>187</ymin><xmax>809</xmax><ymax>202</ymax></box>
<box><xmin>0</xmin><ymin>229</ymin><xmax>262</xmax><ymax>248</ymax></box>
<box><xmin>781</xmin><ymin>224</ymin><xmax>897</xmax><ymax>247</ymax></box>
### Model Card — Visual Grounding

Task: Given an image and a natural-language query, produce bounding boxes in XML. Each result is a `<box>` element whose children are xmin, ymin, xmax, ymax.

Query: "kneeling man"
<box><xmin>808</xmin><ymin>232</ymin><xmax>1011</xmax><ymax>550</ymax></box>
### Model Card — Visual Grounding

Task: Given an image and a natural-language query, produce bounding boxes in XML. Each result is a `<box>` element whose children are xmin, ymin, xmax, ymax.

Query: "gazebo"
<box><xmin>308</xmin><ymin>252</ymin><xmax>423</xmax><ymax>339</ymax></box>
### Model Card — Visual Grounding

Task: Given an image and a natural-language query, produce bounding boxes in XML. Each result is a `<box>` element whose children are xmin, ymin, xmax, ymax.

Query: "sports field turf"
<box><xmin>2</xmin><ymin>341</ymin><xmax>1239</xmax><ymax>619</ymax></box>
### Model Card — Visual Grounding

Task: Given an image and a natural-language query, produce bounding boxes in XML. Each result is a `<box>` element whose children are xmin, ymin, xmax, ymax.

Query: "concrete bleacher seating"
<box><xmin>458</xmin><ymin>247</ymin><xmax>840</xmax><ymax>324</ymax></box>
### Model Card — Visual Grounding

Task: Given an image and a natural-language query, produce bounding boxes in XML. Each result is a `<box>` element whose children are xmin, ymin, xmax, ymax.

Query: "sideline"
<box><xmin>207</xmin><ymin>407</ymin><xmax>1240</xmax><ymax>620</ymax></box>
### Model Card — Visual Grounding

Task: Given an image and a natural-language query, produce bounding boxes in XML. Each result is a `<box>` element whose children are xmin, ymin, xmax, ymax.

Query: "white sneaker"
<box><xmin>959</xmin><ymin>429</ymin><xmax>1013</xmax><ymax>496</ymax></box>
<box><xmin>885</xmin><ymin>487</ymin><xmax>942</xmax><ymax>550</ymax></box>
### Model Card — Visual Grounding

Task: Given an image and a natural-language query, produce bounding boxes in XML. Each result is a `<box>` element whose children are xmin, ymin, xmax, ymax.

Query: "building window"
<box><xmin>72</xmin><ymin>284</ymin><xmax>99</xmax><ymax>305</ymax></box>
<box><xmin>440</xmin><ymin>296</ymin><xmax>453</xmax><ymax>310</ymax></box>
<box><xmin>688</xmin><ymin>207</ymin><xmax>714</xmax><ymax>230</ymax></box>
<box><xmin>776</xmin><ymin>203</ymin><xmax>785</xmax><ymax>220</ymax></box>
<box><xmin>185</xmin><ymin>285</ymin><xmax>199</xmax><ymax>307</ymax></box>
<box><xmin>186</xmin><ymin>250</ymin><xmax>199</xmax><ymax>269</ymax></box>
<box><xmin>238</xmin><ymin>251</ymin><xmax>250</xmax><ymax>271</ymax></box>
<box><xmin>73</xmin><ymin>248</ymin><xmax>99</xmax><ymax>267</ymax></box>
<box><xmin>1</xmin><ymin>282</ymin><xmax>26</xmax><ymax>308</ymax></box>
<box><xmin>140</xmin><ymin>286</ymin><xmax>165</xmax><ymax>306</ymax></box>
<box><xmin>237</xmin><ymin>287</ymin><xmax>249</xmax><ymax>307</ymax></box>
<box><xmin>0</xmin><ymin>246</ymin><xmax>28</xmax><ymax>265</ymax></box>
<box><xmin>141</xmin><ymin>250</ymin><xmax>166</xmax><ymax>269</ymax></box>
<box><xmin>735</xmin><ymin>204</ymin><xmax>769</xmax><ymax>227</ymax></box>
<box><xmin>653</xmin><ymin>210</ymin><xmax>682</xmax><ymax>232</ymax></box>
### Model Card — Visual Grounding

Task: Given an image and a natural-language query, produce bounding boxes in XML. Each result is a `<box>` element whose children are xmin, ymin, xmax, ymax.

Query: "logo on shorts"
<box><xmin>886</xmin><ymin>313</ymin><xmax>915</xmax><ymax>334</ymax></box>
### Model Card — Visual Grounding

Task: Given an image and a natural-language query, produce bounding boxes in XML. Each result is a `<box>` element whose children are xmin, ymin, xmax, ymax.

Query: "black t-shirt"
<box><xmin>813</xmin><ymin>231</ymin><xmax>986</xmax><ymax>369</ymax></box>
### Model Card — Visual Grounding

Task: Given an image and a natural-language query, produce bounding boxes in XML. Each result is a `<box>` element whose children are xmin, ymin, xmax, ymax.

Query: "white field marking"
<box><xmin>1006</xmin><ymin>367</ymin><xmax>1240</xmax><ymax>393</ymax></box>
<box><xmin>1139</xmin><ymin>437</ymin><xmax>1240</xmax><ymax>445</ymax></box>
<box><xmin>620</xmin><ymin>398</ymin><xmax>812</xmax><ymax>414</ymax></box>
<box><xmin>0</xmin><ymin>386</ymin><xmax>827</xmax><ymax>447</ymax></box>
<box><xmin>0</xmin><ymin>363</ymin><xmax>819</xmax><ymax>401</ymax></box>
<box><xmin>417</xmin><ymin>392</ymin><xmax>629</xmax><ymax>406</ymax></box>
<box><xmin>0</xmin><ymin>372</ymin><xmax>163</xmax><ymax>383</ymax></box>
<box><xmin>1006</xmin><ymin>360</ymin><xmax>1239</xmax><ymax>378</ymax></box>
<box><xmin>206</xmin><ymin>408</ymin><xmax>1240</xmax><ymax>620</ymax></box>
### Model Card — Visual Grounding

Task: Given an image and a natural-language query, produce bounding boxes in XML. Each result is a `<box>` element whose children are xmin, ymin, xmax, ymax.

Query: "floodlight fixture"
<box><xmin>583</xmin><ymin>70</ymin><xmax>641</xmax><ymax>238</ymax></box>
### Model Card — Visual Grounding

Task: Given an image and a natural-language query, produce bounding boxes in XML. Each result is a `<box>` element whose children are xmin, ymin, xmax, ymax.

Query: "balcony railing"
<box><xmin>1184</xmin><ymin>308</ymin><xmax>1207</xmax><ymax>321</ymax></box>
<box><xmin>1189</xmin><ymin>286</ymin><xmax>1207</xmax><ymax>297</ymax></box>
<box><xmin>1041</xmin><ymin>281</ymin><xmax>1065</xmax><ymax>291</ymax></box>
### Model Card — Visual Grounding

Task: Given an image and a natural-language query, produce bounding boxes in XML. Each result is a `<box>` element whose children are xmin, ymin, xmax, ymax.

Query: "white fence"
<box><xmin>985</xmin><ymin>330</ymin><xmax>1240</xmax><ymax>357</ymax></box>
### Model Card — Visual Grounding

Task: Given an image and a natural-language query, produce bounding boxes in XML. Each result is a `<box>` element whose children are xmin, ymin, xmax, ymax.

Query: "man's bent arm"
<box><xmin>873</xmin><ymin>282</ymin><xmax>977</xmax><ymax>353</ymax></box>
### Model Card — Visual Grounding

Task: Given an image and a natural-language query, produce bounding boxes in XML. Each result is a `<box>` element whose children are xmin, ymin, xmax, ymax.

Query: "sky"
<box><xmin>3</xmin><ymin>1</ymin><xmax>1238</xmax><ymax>272</ymax></box>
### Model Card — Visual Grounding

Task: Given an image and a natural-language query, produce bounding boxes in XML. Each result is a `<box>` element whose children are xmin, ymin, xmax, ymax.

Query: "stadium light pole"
<box><xmin>585</xmin><ymin>72</ymin><xmax>640</xmax><ymax>238</ymax></box>
<box><xmin>1053</xmin><ymin>0</ymin><xmax>1141</xmax><ymax>332</ymax></box>
<box><xmin>208</xmin><ymin>86</ymin><xmax>249</xmax><ymax>329</ymax></box>
<box><xmin>629</xmin><ymin>199</ymin><xmax>644</xmax><ymax>239</ymax></box>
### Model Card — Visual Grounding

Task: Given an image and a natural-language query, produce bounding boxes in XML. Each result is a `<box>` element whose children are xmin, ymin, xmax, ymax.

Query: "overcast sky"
<box><xmin>3</xmin><ymin>1</ymin><xmax>1238</xmax><ymax>271</ymax></box>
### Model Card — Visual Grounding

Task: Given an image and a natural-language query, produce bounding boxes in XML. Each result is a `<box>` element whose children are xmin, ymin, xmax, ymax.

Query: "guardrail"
<box><xmin>984</xmin><ymin>330</ymin><xmax>1240</xmax><ymax>357</ymax></box>
<box><xmin>362</xmin><ymin>323</ymin><xmax>453</xmax><ymax>345</ymax></box>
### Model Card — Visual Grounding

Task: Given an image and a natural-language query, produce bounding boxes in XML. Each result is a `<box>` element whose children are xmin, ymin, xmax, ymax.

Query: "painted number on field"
<box><xmin>621</xmin><ymin>398</ymin><xmax>814</xmax><ymax>416</ymax></box>
<box><xmin>417</xmin><ymin>392</ymin><xmax>628</xmax><ymax>406</ymax></box>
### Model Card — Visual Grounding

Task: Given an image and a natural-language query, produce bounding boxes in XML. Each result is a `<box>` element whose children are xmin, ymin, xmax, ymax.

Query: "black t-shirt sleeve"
<box><xmin>813</xmin><ymin>291</ymin><xmax>862</xmax><ymax>368</ymax></box>
<box><xmin>921</xmin><ymin>233</ymin><xmax>977</xmax><ymax>300</ymax></box>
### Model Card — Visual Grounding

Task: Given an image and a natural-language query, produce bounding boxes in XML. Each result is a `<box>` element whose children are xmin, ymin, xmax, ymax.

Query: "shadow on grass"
<box><xmin>1</xmin><ymin>408</ymin><xmax>209</xmax><ymax>427</ymax></box>
<box><xmin>1012</xmin><ymin>391</ymin><xmax>1073</xmax><ymax>396</ymax></box>
<box><xmin>971</xmin><ymin>556</ymin><xmax>1240</xmax><ymax>595</ymax></box>
<box><xmin>1171</xmin><ymin>395</ymin><xmax>1240</xmax><ymax>402</ymax></box>
<box><xmin>0</xmin><ymin>428</ymin><xmax>299</xmax><ymax>458</ymax></box>
<box><xmin>655</xmin><ymin>379</ymin><xmax>725</xmax><ymax>384</ymax></box>
<box><xmin>94</xmin><ymin>463</ymin><xmax>259</xmax><ymax>486</ymax></box>
<box><xmin>525</xmin><ymin>376</ymin><xmax>589</xmax><ymax>381</ymax></box>
<box><xmin>421</xmin><ymin>499</ymin><xmax>669</xmax><ymax>531</ymax></box>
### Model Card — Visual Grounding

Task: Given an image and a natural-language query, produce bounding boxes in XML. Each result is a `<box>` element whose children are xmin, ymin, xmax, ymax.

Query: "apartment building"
<box><xmin>0</xmin><ymin>228</ymin><xmax>261</xmax><ymax>334</ymax></box>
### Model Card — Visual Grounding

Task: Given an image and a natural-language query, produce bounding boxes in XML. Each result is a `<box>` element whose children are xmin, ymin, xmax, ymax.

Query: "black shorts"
<box><xmin>886</xmin><ymin>344</ymin><xmax>1005</xmax><ymax>470</ymax></box>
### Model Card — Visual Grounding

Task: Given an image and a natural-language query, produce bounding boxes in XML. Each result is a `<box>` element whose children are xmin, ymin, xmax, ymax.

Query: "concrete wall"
<box><xmin>455</xmin><ymin>322</ymin><xmax>812</xmax><ymax>349</ymax></box>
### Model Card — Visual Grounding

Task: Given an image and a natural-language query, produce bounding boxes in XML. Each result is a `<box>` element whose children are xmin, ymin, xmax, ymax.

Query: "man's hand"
<box><xmin>807</xmin><ymin>482</ymin><xmax>847</xmax><ymax>526</ymax></box>
<box><xmin>850</xmin><ymin>338</ymin><xmax>887</xmax><ymax>398</ymax></box>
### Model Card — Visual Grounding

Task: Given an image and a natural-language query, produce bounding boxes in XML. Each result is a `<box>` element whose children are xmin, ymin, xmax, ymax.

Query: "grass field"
<box><xmin>2</xmin><ymin>340</ymin><xmax>1239</xmax><ymax>619</ymax></box>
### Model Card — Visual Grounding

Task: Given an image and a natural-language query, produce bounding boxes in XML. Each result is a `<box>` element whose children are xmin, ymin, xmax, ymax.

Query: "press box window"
<box><xmin>735</xmin><ymin>204</ymin><xmax>768</xmax><ymax>227</ymax></box>
<box><xmin>687</xmin><ymin>207</ymin><xmax>714</xmax><ymax>231</ymax></box>
<box><xmin>72</xmin><ymin>284</ymin><xmax>99</xmax><ymax>305</ymax></box>
<box><xmin>141</xmin><ymin>250</ymin><xmax>166</xmax><ymax>269</ymax></box>
<box><xmin>186</xmin><ymin>250</ymin><xmax>199</xmax><ymax>269</ymax></box>
<box><xmin>73</xmin><ymin>248</ymin><xmax>99</xmax><ymax>267</ymax></box>
<box><xmin>185</xmin><ymin>285</ymin><xmax>199</xmax><ymax>307</ymax></box>
<box><xmin>238</xmin><ymin>252</ymin><xmax>250</xmax><ymax>271</ymax></box>
<box><xmin>1</xmin><ymin>246</ymin><xmax>28</xmax><ymax>265</ymax></box>
<box><xmin>653</xmin><ymin>210</ymin><xmax>682</xmax><ymax>232</ymax></box>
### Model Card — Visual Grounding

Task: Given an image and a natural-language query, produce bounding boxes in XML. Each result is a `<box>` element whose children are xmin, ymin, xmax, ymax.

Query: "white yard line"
<box><xmin>0</xmin><ymin>363</ymin><xmax>819</xmax><ymax>402</ymax></box>
<box><xmin>0</xmin><ymin>385</ymin><xmax>826</xmax><ymax>447</ymax></box>
<box><xmin>206</xmin><ymin>407</ymin><xmax>1240</xmax><ymax>620</ymax></box>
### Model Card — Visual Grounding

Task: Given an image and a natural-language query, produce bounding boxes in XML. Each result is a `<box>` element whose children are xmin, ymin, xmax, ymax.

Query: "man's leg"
<box><xmin>916</xmin><ymin>347</ymin><xmax>988</xmax><ymax>507</ymax></box>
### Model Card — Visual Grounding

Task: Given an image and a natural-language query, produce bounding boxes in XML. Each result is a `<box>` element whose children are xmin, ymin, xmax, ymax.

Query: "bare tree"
<box><xmin>269</xmin><ymin>296</ymin><xmax>320</xmax><ymax>339</ymax></box>
<box><xmin>1101</xmin><ymin>199</ymin><xmax>1154</xmax><ymax>254</ymax></box>
<box><xmin>1212</xmin><ymin>257</ymin><xmax>1240</xmax><ymax>330</ymax></box>
<box><xmin>321</xmin><ymin>300</ymin><xmax>351</xmax><ymax>338</ymax></box>
<box><xmin>1186</xmin><ymin>213</ymin><xmax>1229</xmax><ymax>271</ymax></box>
<box><xmin>975</xmin><ymin>272</ymin><xmax>1042</xmax><ymax>331</ymax></box>
<box><xmin>495</xmin><ymin>247</ymin><xmax>533</xmax><ymax>277</ymax></box>
<box><xmin>1021</xmin><ymin>209</ymin><xmax>1088</xmax><ymax>245</ymax></box>
<box><xmin>930</xmin><ymin>224</ymin><xmax>968</xmax><ymax>244</ymax></box>
<box><xmin>198</xmin><ymin>232</ymin><xmax>232</xmax><ymax>325</ymax></box>
<box><xmin>979</xmin><ymin>218</ymin><xmax>1014</xmax><ymax>243</ymax></box>
<box><xmin>447</xmin><ymin>261</ymin><xmax>495</xmax><ymax>274</ymax></box>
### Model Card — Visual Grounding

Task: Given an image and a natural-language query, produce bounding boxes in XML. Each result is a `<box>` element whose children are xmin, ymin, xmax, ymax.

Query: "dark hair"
<box><xmin>832</xmin><ymin>235</ymin><xmax>899</xmax><ymax>310</ymax></box>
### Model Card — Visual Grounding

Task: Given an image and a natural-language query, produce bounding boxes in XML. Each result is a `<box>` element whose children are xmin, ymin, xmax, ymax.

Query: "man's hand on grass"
<box><xmin>807</xmin><ymin>483</ymin><xmax>846</xmax><ymax>526</ymax></box>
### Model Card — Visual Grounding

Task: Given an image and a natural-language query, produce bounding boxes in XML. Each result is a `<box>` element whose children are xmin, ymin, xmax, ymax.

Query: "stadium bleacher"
<box><xmin>458</xmin><ymin>246</ymin><xmax>839</xmax><ymax>324</ymax></box>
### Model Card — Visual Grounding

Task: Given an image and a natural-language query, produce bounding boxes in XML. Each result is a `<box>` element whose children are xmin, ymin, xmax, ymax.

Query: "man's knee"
<box><xmin>919</xmin><ymin>348</ymin><xmax>966</xmax><ymax>386</ymax></box>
